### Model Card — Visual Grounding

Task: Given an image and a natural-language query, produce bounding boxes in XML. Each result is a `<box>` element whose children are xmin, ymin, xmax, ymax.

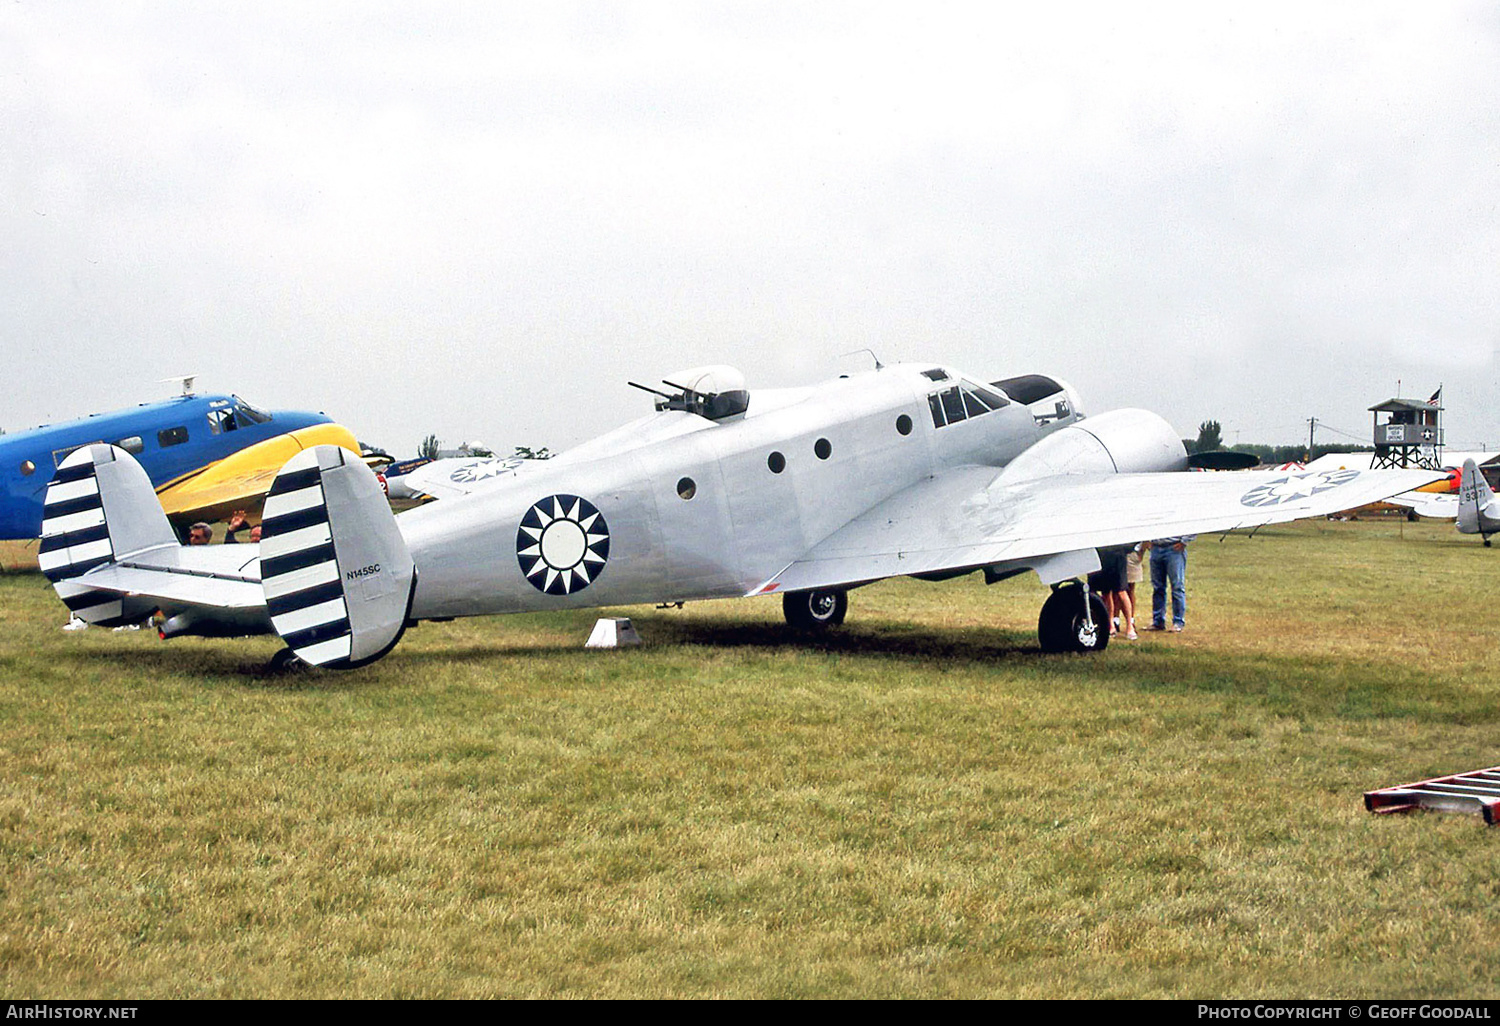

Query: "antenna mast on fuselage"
<box><xmin>158</xmin><ymin>374</ymin><xmax>199</xmax><ymax>397</ymax></box>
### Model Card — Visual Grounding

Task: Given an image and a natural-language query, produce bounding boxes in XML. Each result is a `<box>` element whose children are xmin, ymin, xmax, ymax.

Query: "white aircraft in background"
<box><xmin>37</xmin><ymin>362</ymin><xmax>1442</xmax><ymax>669</ymax></box>
<box><xmin>1458</xmin><ymin>459</ymin><xmax>1500</xmax><ymax>546</ymax></box>
<box><xmin>1306</xmin><ymin>450</ymin><xmax>1500</xmax><ymax>532</ymax></box>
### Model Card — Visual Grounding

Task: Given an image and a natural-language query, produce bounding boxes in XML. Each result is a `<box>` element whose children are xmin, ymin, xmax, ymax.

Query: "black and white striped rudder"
<box><xmin>259</xmin><ymin>445</ymin><xmax>416</xmax><ymax>668</ymax></box>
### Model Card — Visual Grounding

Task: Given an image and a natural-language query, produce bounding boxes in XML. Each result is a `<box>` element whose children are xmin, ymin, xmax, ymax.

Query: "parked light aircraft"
<box><xmin>38</xmin><ymin>363</ymin><xmax>1443</xmax><ymax>667</ymax></box>
<box><xmin>1</xmin><ymin>390</ymin><xmax>357</xmax><ymax>539</ymax></box>
<box><xmin>1457</xmin><ymin>459</ymin><xmax>1500</xmax><ymax>545</ymax></box>
<box><xmin>1305</xmin><ymin>451</ymin><xmax>1500</xmax><ymax>523</ymax></box>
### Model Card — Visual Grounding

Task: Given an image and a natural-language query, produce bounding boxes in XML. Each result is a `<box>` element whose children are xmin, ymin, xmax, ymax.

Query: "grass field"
<box><xmin>1</xmin><ymin>520</ymin><xmax>1498</xmax><ymax>998</ymax></box>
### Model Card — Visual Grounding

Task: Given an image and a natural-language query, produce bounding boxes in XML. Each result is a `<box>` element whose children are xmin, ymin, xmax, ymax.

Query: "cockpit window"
<box><xmin>928</xmin><ymin>393</ymin><xmax>945</xmax><ymax>428</ymax></box>
<box><xmin>208</xmin><ymin>408</ymin><xmax>238</xmax><ymax>434</ymax></box>
<box><xmin>963</xmin><ymin>381</ymin><xmax>1008</xmax><ymax>410</ymax></box>
<box><xmin>991</xmin><ymin>374</ymin><xmax>1063</xmax><ymax>406</ymax></box>
<box><xmin>921</xmin><ymin>368</ymin><xmax>950</xmax><ymax>381</ymax></box>
<box><xmin>928</xmin><ymin>381</ymin><xmax>1010</xmax><ymax>429</ymax></box>
<box><xmin>234</xmin><ymin>398</ymin><xmax>271</xmax><ymax>425</ymax></box>
<box><xmin>940</xmin><ymin>387</ymin><xmax>967</xmax><ymax>425</ymax></box>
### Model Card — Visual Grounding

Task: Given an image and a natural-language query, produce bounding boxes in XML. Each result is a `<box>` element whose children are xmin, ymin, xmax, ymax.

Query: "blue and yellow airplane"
<box><xmin>1</xmin><ymin>391</ymin><xmax>358</xmax><ymax>539</ymax></box>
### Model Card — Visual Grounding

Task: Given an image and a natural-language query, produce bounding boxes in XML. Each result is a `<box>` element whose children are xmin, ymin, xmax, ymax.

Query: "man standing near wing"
<box><xmin>1146</xmin><ymin>535</ymin><xmax>1194</xmax><ymax>632</ymax></box>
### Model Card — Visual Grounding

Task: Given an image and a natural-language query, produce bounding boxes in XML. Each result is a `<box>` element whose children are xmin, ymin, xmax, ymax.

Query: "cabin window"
<box><xmin>896</xmin><ymin>414</ymin><xmax>913</xmax><ymax>435</ymax></box>
<box><xmin>52</xmin><ymin>442</ymin><xmax>99</xmax><ymax>468</ymax></box>
<box><xmin>115</xmin><ymin>436</ymin><xmax>144</xmax><ymax>455</ymax></box>
<box><xmin>19</xmin><ymin>460</ymin><xmax>35</xmax><ymax>476</ymax></box>
<box><xmin>767</xmin><ymin>451</ymin><xmax>786</xmax><ymax>474</ymax></box>
<box><xmin>158</xmin><ymin>426</ymin><xmax>189</xmax><ymax>448</ymax></box>
<box><xmin>814</xmin><ymin>438</ymin><xmax>832</xmax><ymax>460</ymax></box>
<box><xmin>677</xmin><ymin>477</ymin><xmax>696</xmax><ymax>500</ymax></box>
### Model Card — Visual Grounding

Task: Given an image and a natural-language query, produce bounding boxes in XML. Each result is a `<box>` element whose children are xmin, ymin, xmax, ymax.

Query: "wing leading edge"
<box><xmin>755</xmin><ymin>465</ymin><xmax>1446</xmax><ymax>595</ymax></box>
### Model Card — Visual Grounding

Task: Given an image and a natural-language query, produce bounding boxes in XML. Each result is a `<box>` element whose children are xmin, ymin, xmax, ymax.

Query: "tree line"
<box><xmin>1186</xmin><ymin>419</ymin><xmax>1371</xmax><ymax>465</ymax></box>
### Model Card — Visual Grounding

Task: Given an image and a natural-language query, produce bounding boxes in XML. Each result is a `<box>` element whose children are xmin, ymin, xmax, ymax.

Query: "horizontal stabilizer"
<box><xmin>260</xmin><ymin>445</ymin><xmax>416</xmax><ymax>668</ymax></box>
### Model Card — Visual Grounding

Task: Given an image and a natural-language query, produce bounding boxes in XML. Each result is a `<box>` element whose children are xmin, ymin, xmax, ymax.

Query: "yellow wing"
<box><xmin>156</xmin><ymin>423</ymin><xmax>361</xmax><ymax>524</ymax></box>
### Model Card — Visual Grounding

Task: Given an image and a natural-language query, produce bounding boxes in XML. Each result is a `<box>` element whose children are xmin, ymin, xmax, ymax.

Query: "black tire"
<box><xmin>265</xmin><ymin>647</ymin><xmax>308</xmax><ymax>674</ymax></box>
<box><xmin>783</xmin><ymin>589</ymin><xmax>848</xmax><ymax>630</ymax></box>
<box><xmin>1038</xmin><ymin>585</ymin><xmax>1109</xmax><ymax>654</ymax></box>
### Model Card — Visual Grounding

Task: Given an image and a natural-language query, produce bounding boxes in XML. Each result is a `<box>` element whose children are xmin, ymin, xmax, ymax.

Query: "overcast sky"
<box><xmin>5</xmin><ymin>2</ymin><xmax>1498</xmax><ymax>455</ymax></box>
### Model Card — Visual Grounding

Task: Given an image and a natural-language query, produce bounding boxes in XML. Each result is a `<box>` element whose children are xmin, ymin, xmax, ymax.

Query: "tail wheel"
<box><xmin>1038</xmin><ymin>584</ymin><xmax>1109</xmax><ymax>654</ymax></box>
<box><xmin>783</xmin><ymin>589</ymin><xmax>848</xmax><ymax>630</ymax></box>
<box><xmin>265</xmin><ymin>647</ymin><xmax>309</xmax><ymax>674</ymax></box>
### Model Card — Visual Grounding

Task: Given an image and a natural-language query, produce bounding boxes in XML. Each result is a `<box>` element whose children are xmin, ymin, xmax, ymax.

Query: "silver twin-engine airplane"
<box><xmin>38</xmin><ymin>363</ymin><xmax>1443</xmax><ymax>668</ymax></box>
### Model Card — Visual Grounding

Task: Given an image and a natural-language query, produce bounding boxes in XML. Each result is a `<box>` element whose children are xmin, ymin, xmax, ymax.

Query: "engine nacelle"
<box><xmin>999</xmin><ymin>408</ymin><xmax>1188</xmax><ymax>483</ymax></box>
<box><xmin>156</xmin><ymin>605</ymin><xmax>276</xmax><ymax>639</ymax></box>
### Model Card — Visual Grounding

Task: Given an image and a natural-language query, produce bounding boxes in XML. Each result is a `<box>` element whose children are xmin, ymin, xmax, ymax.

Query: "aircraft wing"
<box><xmin>399</xmin><ymin>455</ymin><xmax>528</xmax><ymax>500</ymax></box>
<box><xmin>155</xmin><ymin>424</ymin><xmax>360</xmax><ymax>523</ymax></box>
<box><xmin>1386</xmin><ymin>491</ymin><xmax>1457</xmax><ymax>519</ymax></box>
<box><xmin>755</xmin><ymin>465</ymin><xmax>1446</xmax><ymax>594</ymax></box>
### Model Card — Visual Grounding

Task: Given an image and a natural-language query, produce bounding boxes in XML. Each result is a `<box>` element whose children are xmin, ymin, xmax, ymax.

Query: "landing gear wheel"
<box><xmin>783</xmin><ymin>589</ymin><xmax>848</xmax><ymax>630</ymax></box>
<box><xmin>265</xmin><ymin>647</ymin><xmax>308</xmax><ymax>674</ymax></box>
<box><xmin>1038</xmin><ymin>584</ymin><xmax>1110</xmax><ymax>654</ymax></box>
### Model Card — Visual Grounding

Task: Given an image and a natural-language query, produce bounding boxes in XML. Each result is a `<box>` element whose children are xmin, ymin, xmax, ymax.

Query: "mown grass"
<box><xmin>1</xmin><ymin>520</ymin><xmax>1498</xmax><ymax>998</ymax></box>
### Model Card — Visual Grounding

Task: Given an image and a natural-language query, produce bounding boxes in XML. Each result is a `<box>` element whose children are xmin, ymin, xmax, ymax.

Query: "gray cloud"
<box><xmin>5</xmin><ymin>2</ymin><xmax>1498</xmax><ymax>452</ymax></box>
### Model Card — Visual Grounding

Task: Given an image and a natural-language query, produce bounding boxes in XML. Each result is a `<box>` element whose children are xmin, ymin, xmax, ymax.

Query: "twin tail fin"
<box><xmin>38</xmin><ymin>444</ymin><xmax>177</xmax><ymax>627</ymax></box>
<box><xmin>260</xmin><ymin>445</ymin><xmax>417</xmax><ymax>668</ymax></box>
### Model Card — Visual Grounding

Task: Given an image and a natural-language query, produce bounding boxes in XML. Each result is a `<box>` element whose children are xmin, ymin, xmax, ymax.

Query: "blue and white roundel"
<box><xmin>1240</xmin><ymin>469</ymin><xmax>1360</xmax><ymax>508</ymax></box>
<box><xmin>517</xmin><ymin>495</ymin><xmax>610</xmax><ymax>595</ymax></box>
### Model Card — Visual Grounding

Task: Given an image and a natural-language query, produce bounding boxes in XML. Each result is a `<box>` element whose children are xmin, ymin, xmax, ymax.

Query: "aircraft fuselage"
<box><xmin>0</xmin><ymin>394</ymin><xmax>333</xmax><ymax>539</ymax></box>
<box><xmin>395</xmin><ymin>364</ymin><xmax>1125</xmax><ymax>618</ymax></box>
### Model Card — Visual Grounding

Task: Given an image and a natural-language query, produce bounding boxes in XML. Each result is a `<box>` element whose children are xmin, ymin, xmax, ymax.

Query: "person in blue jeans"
<box><xmin>1146</xmin><ymin>535</ymin><xmax>1193</xmax><ymax>631</ymax></box>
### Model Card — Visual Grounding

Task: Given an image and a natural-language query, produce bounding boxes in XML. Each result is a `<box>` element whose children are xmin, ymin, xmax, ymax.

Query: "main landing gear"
<box><xmin>778</xmin><ymin>580</ymin><xmax>1110</xmax><ymax>653</ymax></box>
<box><xmin>1038</xmin><ymin>581</ymin><xmax>1109</xmax><ymax>654</ymax></box>
<box><xmin>782</xmin><ymin>588</ymin><xmax>848</xmax><ymax>630</ymax></box>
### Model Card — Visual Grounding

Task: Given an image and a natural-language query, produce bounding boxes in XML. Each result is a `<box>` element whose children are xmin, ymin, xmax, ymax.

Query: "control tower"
<box><xmin>1369</xmin><ymin>392</ymin><xmax>1443</xmax><ymax>470</ymax></box>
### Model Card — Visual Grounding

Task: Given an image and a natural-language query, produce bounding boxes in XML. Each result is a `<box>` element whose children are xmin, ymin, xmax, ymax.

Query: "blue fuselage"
<box><xmin>0</xmin><ymin>394</ymin><xmax>332</xmax><ymax>538</ymax></box>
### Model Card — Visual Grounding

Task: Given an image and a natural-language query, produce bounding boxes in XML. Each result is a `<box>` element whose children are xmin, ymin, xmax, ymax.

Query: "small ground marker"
<box><xmin>585</xmin><ymin>617</ymin><xmax>642</xmax><ymax>649</ymax></box>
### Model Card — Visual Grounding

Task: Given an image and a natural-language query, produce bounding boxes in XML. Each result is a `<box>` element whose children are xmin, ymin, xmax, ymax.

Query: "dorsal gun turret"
<box><xmin>641</xmin><ymin>365</ymin><xmax>750</xmax><ymax>421</ymax></box>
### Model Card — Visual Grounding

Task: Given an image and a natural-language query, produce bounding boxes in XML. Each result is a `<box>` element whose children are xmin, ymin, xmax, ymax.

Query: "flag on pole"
<box><xmin>1428</xmin><ymin>387</ymin><xmax>1442</xmax><ymax>405</ymax></box>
